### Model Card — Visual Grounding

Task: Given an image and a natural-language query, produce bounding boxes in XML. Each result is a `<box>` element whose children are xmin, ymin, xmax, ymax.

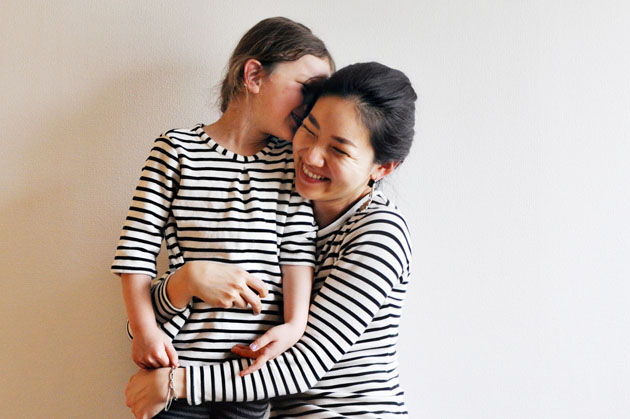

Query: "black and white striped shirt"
<box><xmin>111</xmin><ymin>125</ymin><xmax>317</xmax><ymax>362</ymax></box>
<box><xmin>156</xmin><ymin>192</ymin><xmax>412</xmax><ymax>417</ymax></box>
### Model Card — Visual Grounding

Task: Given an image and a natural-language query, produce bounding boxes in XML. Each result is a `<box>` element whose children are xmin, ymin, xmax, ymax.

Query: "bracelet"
<box><xmin>164</xmin><ymin>366</ymin><xmax>178</xmax><ymax>411</ymax></box>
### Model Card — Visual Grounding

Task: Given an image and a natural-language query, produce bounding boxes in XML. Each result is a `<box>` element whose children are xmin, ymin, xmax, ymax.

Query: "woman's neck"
<box><xmin>313</xmin><ymin>188</ymin><xmax>372</xmax><ymax>228</ymax></box>
<box><xmin>204</xmin><ymin>101</ymin><xmax>269</xmax><ymax>156</ymax></box>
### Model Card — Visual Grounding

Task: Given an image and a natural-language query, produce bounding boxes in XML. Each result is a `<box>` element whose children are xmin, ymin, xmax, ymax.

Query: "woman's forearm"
<box><xmin>165</xmin><ymin>265</ymin><xmax>194</xmax><ymax>309</ymax></box>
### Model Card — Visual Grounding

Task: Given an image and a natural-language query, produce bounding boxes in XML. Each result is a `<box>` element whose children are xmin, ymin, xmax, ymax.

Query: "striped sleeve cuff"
<box><xmin>152</xmin><ymin>274</ymin><xmax>187</xmax><ymax>318</ymax></box>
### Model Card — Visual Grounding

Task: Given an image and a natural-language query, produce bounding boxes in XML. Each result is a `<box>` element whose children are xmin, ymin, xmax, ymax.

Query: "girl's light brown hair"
<box><xmin>219</xmin><ymin>17</ymin><xmax>334</xmax><ymax>112</ymax></box>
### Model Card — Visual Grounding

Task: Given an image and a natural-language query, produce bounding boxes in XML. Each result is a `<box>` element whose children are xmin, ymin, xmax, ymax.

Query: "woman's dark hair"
<box><xmin>220</xmin><ymin>17</ymin><xmax>334</xmax><ymax>112</ymax></box>
<box><xmin>320</xmin><ymin>62</ymin><xmax>417</xmax><ymax>165</ymax></box>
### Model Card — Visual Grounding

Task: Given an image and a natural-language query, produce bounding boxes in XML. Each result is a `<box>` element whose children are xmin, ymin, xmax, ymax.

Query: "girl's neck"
<box><xmin>204</xmin><ymin>101</ymin><xmax>269</xmax><ymax>156</ymax></box>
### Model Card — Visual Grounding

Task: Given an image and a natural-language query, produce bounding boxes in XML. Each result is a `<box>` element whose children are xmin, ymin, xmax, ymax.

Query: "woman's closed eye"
<box><xmin>332</xmin><ymin>147</ymin><xmax>349</xmax><ymax>156</ymax></box>
<box><xmin>301</xmin><ymin>124</ymin><xmax>316</xmax><ymax>136</ymax></box>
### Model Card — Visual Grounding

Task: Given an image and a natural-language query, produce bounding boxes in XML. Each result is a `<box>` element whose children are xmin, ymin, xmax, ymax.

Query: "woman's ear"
<box><xmin>243</xmin><ymin>59</ymin><xmax>265</xmax><ymax>94</ymax></box>
<box><xmin>371</xmin><ymin>161</ymin><xmax>399</xmax><ymax>182</ymax></box>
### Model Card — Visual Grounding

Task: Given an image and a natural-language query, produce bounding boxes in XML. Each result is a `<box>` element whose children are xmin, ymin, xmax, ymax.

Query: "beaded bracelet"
<box><xmin>164</xmin><ymin>366</ymin><xmax>178</xmax><ymax>411</ymax></box>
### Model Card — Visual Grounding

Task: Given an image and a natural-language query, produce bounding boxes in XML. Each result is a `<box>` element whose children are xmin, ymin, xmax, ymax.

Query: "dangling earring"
<box><xmin>360</xmin><ymin>177</ymin><xmax>376</xmax><ymax>212</ymax></box>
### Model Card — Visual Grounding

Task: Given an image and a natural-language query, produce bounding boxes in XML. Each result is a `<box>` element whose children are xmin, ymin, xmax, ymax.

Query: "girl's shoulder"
<box><xmin>160</xmin><ymin>124</ymin><xmax>206</xmax><ymax>145</ymax></box>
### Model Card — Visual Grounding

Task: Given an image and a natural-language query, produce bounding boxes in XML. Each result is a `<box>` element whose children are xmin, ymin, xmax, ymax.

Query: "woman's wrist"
<box><xmin>166</xmin><ymin>265</ymin><xmax>195</xmax><ymax>309</ymax></box>
<box><xmin>175</xmin><ymin>367</ymin><xmax>186</xmax><ymax>399</ymax></box>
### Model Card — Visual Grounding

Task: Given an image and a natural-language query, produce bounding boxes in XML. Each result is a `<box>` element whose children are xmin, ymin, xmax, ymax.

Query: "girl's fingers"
<box><xmin>231</xmin><ymin>344</ymin><xmax>257</xmax><ymax>358</ymax></box>
<box><xmin>249</xmin><ymin>329</ymin><xmax>274</xmax><ymax>351</ymax></box>
<box><xmin>240</xmin><ymin>354</ymin><xmax>269</xmax><ymax>376</ymax></box>
<box><xmin>164</xmin><ymin>341</ymin><xmax>180</xmax><ymax>368</ymax></box>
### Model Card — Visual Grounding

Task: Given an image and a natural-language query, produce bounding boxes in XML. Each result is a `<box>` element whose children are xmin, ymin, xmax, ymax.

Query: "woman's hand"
<box><xmin>169</xmin><ymin>261</ymin><xmax>269</xmax><ymax>314</ymax></box>
<box><xmin>231</xmin><ymin>322</ymin><xmax>305</xmax><ymax>376</ymax></box>
<box><xmin>125</xmin><ymin>367</ymin><xmax>185</xmax><ymax>419</ymax></box>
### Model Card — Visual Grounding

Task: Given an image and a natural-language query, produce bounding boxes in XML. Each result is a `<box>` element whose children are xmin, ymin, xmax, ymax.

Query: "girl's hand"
<box><xmin>180</xmin><ymin>261</ymin><xmax>269</xmax><ymax>314</ymax></box>
<box><xmin>131</xmin><ymin>325</ymin><xmax>179</xmax><ymax>369</ymax></box>
<box><xmin>125</xmin><ymin>367</ymin><xmax>185</xmax><ymax>419</ymax></box>
<box><xmin>231</xmin><ymin>322</ymin><xmax>305</xmax><ymax>376</ymax></box>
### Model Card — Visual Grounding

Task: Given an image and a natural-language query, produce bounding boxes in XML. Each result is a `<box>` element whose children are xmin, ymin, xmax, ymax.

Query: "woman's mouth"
<box><xmin>300</xmin><ymin>162</ymin><xmax>328</xmax><ymax>181</ymax></box>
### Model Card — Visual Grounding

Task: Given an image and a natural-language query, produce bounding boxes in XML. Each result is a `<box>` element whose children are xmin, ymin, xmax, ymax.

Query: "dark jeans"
<box><xmin>154</xmin><ymin>399</ymin><xmax>269</xmax><ymax>419</ymax></box>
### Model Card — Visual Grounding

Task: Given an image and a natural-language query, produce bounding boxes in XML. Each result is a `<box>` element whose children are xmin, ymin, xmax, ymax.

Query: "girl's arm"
<box><xmin>122</xmin><ymin>273</ymin><xmax>179</xmax><ymax>369</ymax></box>
<box><xmin>111</xmin><ymin>135</ymin><xmax>181</xmax><ymax>368</ymax></box>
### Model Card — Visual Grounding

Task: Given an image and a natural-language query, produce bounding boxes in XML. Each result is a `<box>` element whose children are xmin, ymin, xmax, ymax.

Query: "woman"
<box><xmin>126</xmin><ymin>62</ymin><xmax>417</xmax><ymax>418</ymax></box>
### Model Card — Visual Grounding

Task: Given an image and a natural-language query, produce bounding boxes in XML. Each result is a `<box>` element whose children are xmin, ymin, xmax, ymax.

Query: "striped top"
<box><xmin>155</xmin><ymin>191</ymin><xmax>412</xmax><ymax>417</ymax></box>
<box><xmin>111</xmin><ymin>124</ymin><xmax>317</xmax><ymax>362</ymax></box>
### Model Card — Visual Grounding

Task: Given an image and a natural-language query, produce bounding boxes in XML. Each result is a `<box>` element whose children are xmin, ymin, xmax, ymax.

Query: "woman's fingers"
<box><xmin>241</xmin><ymin>286</ymin><xmax>262</xmax><ymax>314</ymax></box>
<box><xmin>245</xmin><ymin>275</ymin><xmax>268</xmax><ymax>298</ymax></box>
<box><xmin>231</xmin><ymin>294</ymin><xmax>248</xmax><ymax>309</ymax></box>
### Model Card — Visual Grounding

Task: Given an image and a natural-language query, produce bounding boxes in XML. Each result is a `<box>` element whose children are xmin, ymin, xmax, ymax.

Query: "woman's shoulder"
<box><xmin>340</xmin><ymin>192</ymin><xmax>413</xmax><ymax>276</ymax></box>
<box><xmin>342</xmin><ymin>192</ymin><xmax>411</xmax><ymax>251</ymax></box>
<box><xmin>356</xmin><ymin>192</ymin><xmax>410</xmax><ymax>233</ymax></box>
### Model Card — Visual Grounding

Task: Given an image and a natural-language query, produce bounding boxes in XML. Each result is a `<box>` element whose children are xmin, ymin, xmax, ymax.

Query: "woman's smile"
<box><xmin>299</xmin><ymin>161</ymin><xmax>328</xmax><ymax>182</ymax></box>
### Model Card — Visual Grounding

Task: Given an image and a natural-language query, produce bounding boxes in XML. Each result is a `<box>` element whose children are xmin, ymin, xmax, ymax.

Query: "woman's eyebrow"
<box><xmin>332</xmin><ymin>135</ymin><xmax>355</xmax><ymax>147</ymax></box>
<box><xmin>306</xmin><ymin>114</ymin><xmax>319</xmax><ymax>129</ymax></box>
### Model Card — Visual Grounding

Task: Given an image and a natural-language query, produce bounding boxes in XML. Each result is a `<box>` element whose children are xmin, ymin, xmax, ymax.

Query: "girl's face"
<box><xmin>254</xmin><ymin>55</ymin><xmax>331</xmax><ymax>142</ymax></box>
<box><xmin>293</xmin><ymin>96</ymin><xmax>392</xmax><ymax>221</ymax></box>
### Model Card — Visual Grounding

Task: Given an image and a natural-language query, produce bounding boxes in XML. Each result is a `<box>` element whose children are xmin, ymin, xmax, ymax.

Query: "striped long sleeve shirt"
<box><xmin>111</xmin><ymin>125</ymin><xmax>317</xmax><ymax>362</ymax></box>
<box><xmin>154</xmin><ymin>191</ymin><xmax>412</xmax><ymax>418</ymax></box>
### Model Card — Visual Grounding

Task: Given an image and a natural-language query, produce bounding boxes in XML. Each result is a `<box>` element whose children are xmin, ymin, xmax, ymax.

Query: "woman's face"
<box><xmin>254</xmin><ymin>55</ymin><xmax>331</xmax><ymax>142</ymax></box>
<box><xmin>293</xmin><ymin>96</ymin><xmax>390</xmax><ymax>219</ymax></box>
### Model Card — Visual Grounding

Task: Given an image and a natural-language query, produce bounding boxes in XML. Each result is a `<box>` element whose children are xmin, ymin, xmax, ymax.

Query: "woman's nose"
<box><xmin>303</xmin><ymin>144</ymin><xmax>325</xmax><ymax>167</ymax></box>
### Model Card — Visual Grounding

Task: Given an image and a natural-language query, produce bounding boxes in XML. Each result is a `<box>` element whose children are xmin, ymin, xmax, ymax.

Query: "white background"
<box><xmin>1</xmin><ymin>1</ymin><xmax>629</xmax><ymax>418</ymax></box>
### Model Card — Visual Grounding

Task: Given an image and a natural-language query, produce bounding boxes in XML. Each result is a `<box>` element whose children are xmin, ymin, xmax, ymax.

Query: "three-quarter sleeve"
<box><xmin>111</xmin><ymin>136</ymin><xmax>181</xmax><ymax>277</ymax></box>
<box><xmin>278</xmin><ymin>188</ymin><xmax>317</xmax><ymax>267</ymax></box>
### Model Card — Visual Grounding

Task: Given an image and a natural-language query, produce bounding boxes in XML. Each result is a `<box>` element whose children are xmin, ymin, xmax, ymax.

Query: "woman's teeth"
<box><xmin>303</xmin><ymin>165</ymin><xmax>325</xmax><ymax>180</ymax></box>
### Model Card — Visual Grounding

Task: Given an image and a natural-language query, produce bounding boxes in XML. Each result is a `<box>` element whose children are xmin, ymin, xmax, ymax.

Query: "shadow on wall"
<box><xmin>1</xmin><ymin>64</ymin><xmax>202</xmax><ymax>417</ymax></box>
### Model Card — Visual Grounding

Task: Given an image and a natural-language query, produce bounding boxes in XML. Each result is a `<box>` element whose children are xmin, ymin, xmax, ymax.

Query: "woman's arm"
<box><xmin>149</xmin><ymin>261</ymin><xmax>270</xmax><ymax>339</ymax></box>
<box><xmin>186</xmin><ymin>209</ymin><xmax>411</xmax><ymax>404</ymax></box>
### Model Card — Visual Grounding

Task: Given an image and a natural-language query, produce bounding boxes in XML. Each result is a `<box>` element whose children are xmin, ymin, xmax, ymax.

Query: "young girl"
<box><xmin>111</xmin><ymin>17</ymin><xmax>333</xmax><ymax>417</ymax></box>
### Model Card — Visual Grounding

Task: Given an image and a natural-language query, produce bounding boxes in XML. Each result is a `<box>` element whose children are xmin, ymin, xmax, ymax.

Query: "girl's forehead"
<box><xmin>273</xmin><ymin>55</ymin><xmax>332</xmax><ymax>78</ymax></box>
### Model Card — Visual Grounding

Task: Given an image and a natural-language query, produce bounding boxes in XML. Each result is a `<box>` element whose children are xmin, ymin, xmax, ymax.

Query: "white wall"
<box><xmin>1</xmin><ymin>1</ymin><xmax>629</xmax><ymax>418</ymax></box>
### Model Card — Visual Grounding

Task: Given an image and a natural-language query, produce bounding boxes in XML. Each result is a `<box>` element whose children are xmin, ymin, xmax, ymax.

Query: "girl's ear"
<box><xmin>371</xmin><ymin>161</ymin><xmax>399</xmax><ymax>182</ymax></box>
<box><xmin>243</xmin><ymin>59</ymin><xmax>265</xmax><ymax>94</ymax></box>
